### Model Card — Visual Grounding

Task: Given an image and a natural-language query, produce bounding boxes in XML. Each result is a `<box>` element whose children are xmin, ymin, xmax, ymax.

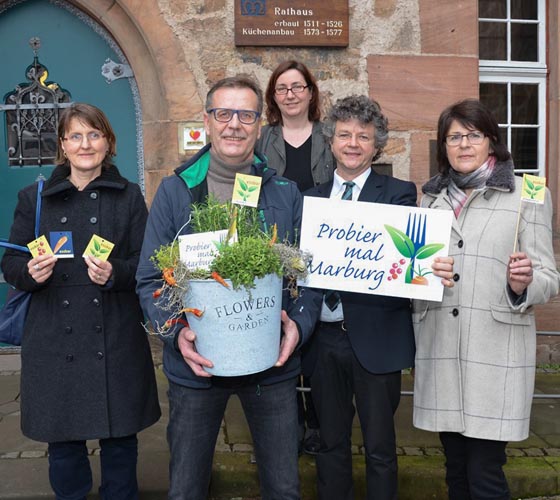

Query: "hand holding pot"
<box><xmin>177</xmin><ymin>326</ymin><xmax>214</xmax><ymax>377</ymax></box>
<box><xmin>275</xmin><ymin>310</ymin><xmax>299</xmax><ymax>367</ymax></box>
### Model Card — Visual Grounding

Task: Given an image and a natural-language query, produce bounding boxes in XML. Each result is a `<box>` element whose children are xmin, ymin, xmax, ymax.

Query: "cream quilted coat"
<box><xmin>413</xmin><ymin>160</ymin><xmax>559</xmax><ymax>442</ymax></box>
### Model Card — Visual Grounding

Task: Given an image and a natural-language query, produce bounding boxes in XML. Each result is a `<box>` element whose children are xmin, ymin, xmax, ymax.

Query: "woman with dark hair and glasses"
<box><xmin>256</xmin><ymin>60</ymin><xmax>334</xmax><ymax>191</ymax></box>
<box><xmin>257</xmin><ymin>61</ymin><xmax>334</xmax><ymax>455</ymax></box>
<box><xmin>412</xmin><ymin>98</ymin><xmax>559</xmax><ymax>499</ymax></box>
<box><xmin>1</xmin><ymin>103</ymin><xmax>160</xmax><ymax>498</ymax></box>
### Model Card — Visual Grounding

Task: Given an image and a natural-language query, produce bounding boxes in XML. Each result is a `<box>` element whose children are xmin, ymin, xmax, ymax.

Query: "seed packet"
<box><xmin>49</xmin><ymin>231</ymin><xmax>74</xmax><ymax>258</ymax></box>
<box><xmin>82</xmin><ymin>234</ymin><xmax>114</xmax><ymax>261</ymax></box>
<box><xmin>232</xmin><ymin>173</ymin><xmax>262</xmax><ymax>207</ymax></box>
<box><xmin>27</xmin><ymin>235</ymin><xmax>54</xmax><ymax>258</ymax></box>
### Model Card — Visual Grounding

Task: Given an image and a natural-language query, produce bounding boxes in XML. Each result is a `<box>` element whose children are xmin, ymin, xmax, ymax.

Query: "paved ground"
<box><xmin>1</xmin><ymin>351</ymin><xmax>560</xmax><ymax>499</ymax></box>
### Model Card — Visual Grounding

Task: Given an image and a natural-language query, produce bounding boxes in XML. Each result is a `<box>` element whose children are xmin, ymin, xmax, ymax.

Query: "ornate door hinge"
<box><xmin>101</xmin><ymin>59</ymin><xmax>133</xmax><ymax>84</ymax></box>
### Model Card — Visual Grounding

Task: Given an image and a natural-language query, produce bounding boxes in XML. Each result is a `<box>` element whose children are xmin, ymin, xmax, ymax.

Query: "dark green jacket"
<box><xmin>136</xmin><ymin>144</ymin><xmax>322</xmax><ymax>388</ymax></box>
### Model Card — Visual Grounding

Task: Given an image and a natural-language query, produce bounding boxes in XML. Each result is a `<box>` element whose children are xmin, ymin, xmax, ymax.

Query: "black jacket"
<box><xmin>304</xmin><ymin>169</ymin><xmax>417</xmax><ymax>374</ymax></box>
<box><xmin>1</xmin><ymin>165</ymin><xmax>161</xmax><ymax>442</ymax></box>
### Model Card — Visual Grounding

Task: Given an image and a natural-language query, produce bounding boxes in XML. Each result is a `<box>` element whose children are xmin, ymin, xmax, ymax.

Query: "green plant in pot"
<box><xmin>149</xmin><ymin>196</ymin><xmax>310</xmax><ymax>376</ymax></box>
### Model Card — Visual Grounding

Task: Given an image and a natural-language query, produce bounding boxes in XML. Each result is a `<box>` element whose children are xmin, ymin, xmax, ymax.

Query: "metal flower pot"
<box><xmin>184</xmin><ymin>273</ymin><xmax>282</xmax><ymax>376</ymax></box>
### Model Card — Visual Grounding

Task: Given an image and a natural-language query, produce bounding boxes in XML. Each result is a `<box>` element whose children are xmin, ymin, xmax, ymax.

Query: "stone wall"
<box><xmin>69</xmin><ymin>0</ymin><xmax>560</xmax><ymax>357</ymax></box>
<box><xmin>141</xmin><ymin>0</ymin><xmax>479</xmax><ymax>202</ymax></box>
<box><xmin>70</xmin><ymin>0</ymin><xmax>560</xmax><ymax>235</ymax></box>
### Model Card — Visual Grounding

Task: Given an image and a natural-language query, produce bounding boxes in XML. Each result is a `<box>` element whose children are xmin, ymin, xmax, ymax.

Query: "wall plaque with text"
<box><xmin>235</xmin><ymin>0</ymin><xmax>349</xmax><ymax>47</ymax></box>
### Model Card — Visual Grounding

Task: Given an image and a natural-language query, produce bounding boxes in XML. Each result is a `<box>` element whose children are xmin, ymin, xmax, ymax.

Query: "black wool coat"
<box><xmin>1</xmin><ymin>165</ymin><xmax>161</xmax><ymax>442</ymax></box>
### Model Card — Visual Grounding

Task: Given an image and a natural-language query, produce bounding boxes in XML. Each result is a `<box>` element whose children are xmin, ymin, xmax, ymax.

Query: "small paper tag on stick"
<box><xmin>521</xmin><ymin>174</ymin><xmax>546</xmax><ymax>204</ymax></box>
<box><xmin>232</xmin><ymin>173</ymin><xmax>262</xmax><ymax>207</ymax></box>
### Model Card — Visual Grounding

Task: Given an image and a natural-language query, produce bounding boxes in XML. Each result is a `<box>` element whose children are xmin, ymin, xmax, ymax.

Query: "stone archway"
<box><xmin>56</xmin><ymin>0</ymin><xmax>202</xmax><ymax>203</ymax></box>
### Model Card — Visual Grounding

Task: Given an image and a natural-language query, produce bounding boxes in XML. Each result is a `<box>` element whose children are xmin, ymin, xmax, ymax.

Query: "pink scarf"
<box><xmin>447</xmin><ymin>156</ymin><xmax>496</xmax><ymax>218</ymax></box>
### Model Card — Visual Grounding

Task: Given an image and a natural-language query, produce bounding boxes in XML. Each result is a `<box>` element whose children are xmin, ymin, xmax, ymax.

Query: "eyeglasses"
<box><xmin>445</xmin><ymin>132</ymin><xmax>486</xmax><ymax>146</ymax></box>
<box><xmin>63</xmin><ymin>131</ymin><xmax>105</xmax><ymax>144</ymax></box>
<box><xmin>334</xmin><ymin>132</ymin><xmax>374</xmax><ymax>144</ymax></box>
<box><xmin>206</xmin><ymin>108</ymin><xmax>261</xmax><ymax>124</ymax></box>
<box><xmin>274</xmin><ymin>84</ymin><xmax>309</xmax><ymax>95</ymax></box>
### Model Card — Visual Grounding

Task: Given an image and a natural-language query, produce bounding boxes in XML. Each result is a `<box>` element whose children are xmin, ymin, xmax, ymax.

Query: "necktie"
<box><xmin>325</xmin><ymin>181</ymin><xmax>356</xmax><ymax>311</ymax></box>
<box><xmin>341</xmin><ymin>181</ymin><xmax>355</xmax><ymax>200</ymax></box>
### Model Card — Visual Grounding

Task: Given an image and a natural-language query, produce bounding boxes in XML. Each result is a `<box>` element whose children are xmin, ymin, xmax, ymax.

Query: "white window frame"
<box><xmin>479</xmin><ymin>0</ymin><xmax>547</xmax><ymax>176</ymax></box>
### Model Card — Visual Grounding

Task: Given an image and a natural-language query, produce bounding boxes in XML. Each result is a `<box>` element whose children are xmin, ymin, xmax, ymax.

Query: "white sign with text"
<box><xmin>179</xmin><ymin>230</ymin><xmax>235</xmax><ymax>270</ymax></box>
<box><xmin>299</xmin><ymin>197</ymin><xmax>454</xmax><ymax>302</ymax></box>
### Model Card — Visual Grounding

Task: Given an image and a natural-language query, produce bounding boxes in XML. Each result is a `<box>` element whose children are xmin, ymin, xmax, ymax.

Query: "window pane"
<box><xmin>479</xmin><ymin>21</ymin><xmax>507</xmax><ymax>60</ymax></box>
<box><xmin>511</xmin><ymin>84</ymin><xmax>538</xmax><ymax>124</ymax></box>
<box><xmin>479</xmin><ymin>0</ymin><xmax>506</xmax><ymax>18</ymax></box>
<box><xmin>6</xmin><ymin>110</ymin><xmax>59</xmax><ymax>166</ymax></box>
<box><xmin>511</xmin><ymin>0</ymin><xmax>537</xmax><ymax>20</ymax></box>
<box><xmin>511</xmin><ymin>23</ymin><xmax>538</xmax><ymax>61</ymax></box>
<box><xmin>480</xmin><ymin>83</ymin><xmax>508</xmax><ymax>123</ymax></box>
<box><xmin>511</xmin><ymin>128</ymin><xmax>538</xmax><ymax>169</ymax></box>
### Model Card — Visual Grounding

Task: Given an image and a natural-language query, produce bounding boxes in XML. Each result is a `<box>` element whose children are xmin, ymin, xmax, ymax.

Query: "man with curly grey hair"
<box><xmin>304</xmin><ymin>95</ymin><xmax>417</xmax><ymax>500</ymax></box>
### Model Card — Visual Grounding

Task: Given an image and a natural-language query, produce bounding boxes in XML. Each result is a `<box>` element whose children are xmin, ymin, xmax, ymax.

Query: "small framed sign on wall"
<box><xmin>235</xmin><ymin>0</ymin><xmax>349</xmax><ymax>47</ymax></box>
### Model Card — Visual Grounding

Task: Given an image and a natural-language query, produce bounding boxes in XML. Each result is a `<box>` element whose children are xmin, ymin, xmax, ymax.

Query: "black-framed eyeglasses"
<box><xmin>206</xmin><ymin>108</ymin><xmax>261</xmax><ymax>125</ymax></box>
<box><xmin>445</xmin><ymin>132</ymin><xmax>486</xmax><ymax>146</ymax></box>
<box><xmin>274</xmin><ymin>84</ymin><xmax>309</xmax><ymax>95</ymax></box>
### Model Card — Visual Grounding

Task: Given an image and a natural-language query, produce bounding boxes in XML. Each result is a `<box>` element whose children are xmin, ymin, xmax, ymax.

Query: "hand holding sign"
<box><xmin>299</xmin><ymin>197</ymin><xmax>453</xmax><ymax>302</ymax></box>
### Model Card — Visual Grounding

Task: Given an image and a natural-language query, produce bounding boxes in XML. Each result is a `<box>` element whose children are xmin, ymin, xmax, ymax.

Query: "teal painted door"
<box><xmin>0</xmin><ymin>0</ymin><xmax>140</xmax><ymax>306</ymax></box>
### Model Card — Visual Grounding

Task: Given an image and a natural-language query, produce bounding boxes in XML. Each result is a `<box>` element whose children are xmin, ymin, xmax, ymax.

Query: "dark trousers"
<box><xmin>167</xmin><ymin>377</ymin><xmax>300</xmax><ymax>500</ymax></box>
<box><xmin>310</xmin><ymin>322</ymin><xmax>401</xmax><ymax>500</ymax></box>
<box><xmin>298</xmin><ymin>329</ymin><xmax>320</xmax><ymax>439</ymax></box>
<box><xmin>439</xmin><ymin>432</ymin><xmax>510</xmax><ymax>500</ymax></box>
<box><xmin>47</xmin><ymin>435</ymin><xmax>138</xmax><ymax>500</ymax></box>
<box><xmin>297</xmin><ymin>375</ymin><xmax>319</xmax><ymax>430</ymax></box>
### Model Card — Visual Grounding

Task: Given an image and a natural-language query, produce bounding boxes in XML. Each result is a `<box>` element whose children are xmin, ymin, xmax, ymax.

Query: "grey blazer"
<box><xmin>256</xmin><ymin>121</ymin><xmax>334</xmax><ymax>186</ymax></box>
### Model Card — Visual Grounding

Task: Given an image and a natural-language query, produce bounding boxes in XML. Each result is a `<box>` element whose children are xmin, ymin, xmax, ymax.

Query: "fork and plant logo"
<box><xmin>384</xmin><ymin>213</ymin><xmax>444</xmax><ymax>285</ymax></box>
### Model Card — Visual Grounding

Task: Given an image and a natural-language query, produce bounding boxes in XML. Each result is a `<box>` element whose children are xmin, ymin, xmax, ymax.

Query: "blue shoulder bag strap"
<box><xmin>0</xmin><ymin>178</ymin><xmax>44</xmax><ymax>253</ymax></box>
<box><xmin>34</xmin><ymin>178</ymin><xmax>44</xmax><ymax>238</ymax></box>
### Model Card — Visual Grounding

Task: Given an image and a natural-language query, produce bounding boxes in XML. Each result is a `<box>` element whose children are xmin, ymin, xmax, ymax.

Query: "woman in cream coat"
<box><xmin>413</xmin><ymin>99</ymin><xmax>559</xmax><ymax>499</ymax></box>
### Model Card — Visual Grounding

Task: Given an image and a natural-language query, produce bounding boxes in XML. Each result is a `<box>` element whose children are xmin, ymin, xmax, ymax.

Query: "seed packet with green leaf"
<box><xmin>83</xmin><ymin>234</ymin><xmax>115</xmax><ymax>261</ymax></box>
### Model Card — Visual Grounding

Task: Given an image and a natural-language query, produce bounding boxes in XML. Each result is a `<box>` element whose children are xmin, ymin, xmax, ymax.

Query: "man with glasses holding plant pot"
<box><xmin>136</xmin><ymin>75</ymin><xmax>321</xmax><ymax>499</ymax></box>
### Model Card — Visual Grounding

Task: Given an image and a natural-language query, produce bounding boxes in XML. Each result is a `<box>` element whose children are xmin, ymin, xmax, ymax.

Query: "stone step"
<box><xmin>0</xmin><ymin>452</ymin><xmax>559</xmax><ymax>499</ymax></box>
